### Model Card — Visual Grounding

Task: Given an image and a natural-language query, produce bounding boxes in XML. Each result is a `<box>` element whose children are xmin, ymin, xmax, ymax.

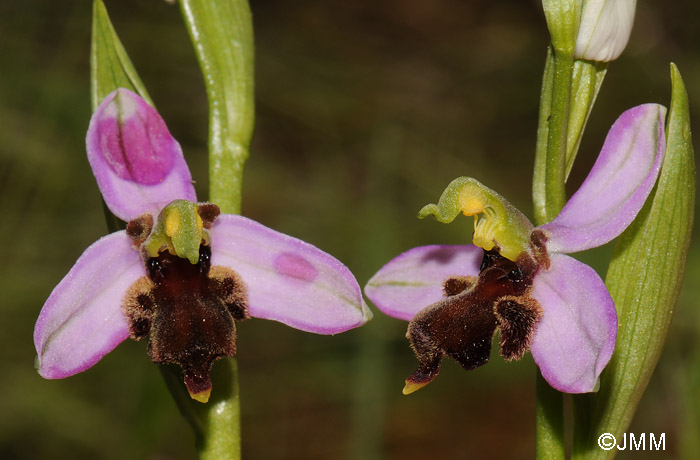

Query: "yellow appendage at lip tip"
<box><xmin>189</xmin><ymin>387</ymin><xmax>212</xmax><ymax>403</ymax></box>
<box><xmin>403</xmin><ymin>380</ymin><xmax>429</xmax><ymax>395</ymax></box>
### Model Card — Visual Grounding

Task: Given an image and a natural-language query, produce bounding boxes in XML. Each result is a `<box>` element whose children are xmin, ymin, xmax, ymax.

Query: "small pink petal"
<box><xmin>210</xmin><ymin>214</ymin><xmax>371</xmax><ymax>334</ymax></box>
<box><xmin>530</xmin><ymin>254</ymin><xmax>617</xmax><ymax>393</ymax></box>
<box><xmin>365</xmin><ymin>245</ymin><xmax>483</xmax><ymax>321</ymax></box>
<box><xmin>542</xmin><ymin>104</ymin><xmax>666</xmax><ymax>253</ymax></box>
<box><xmin>86</xmin><ymin>88</ymin><xmax>196</xmax><ymax>221</ymax></box>
<box><xmin>34</xmin><ymin>231</ymin><xmax>144</xmax><ymax>379</ymax></box>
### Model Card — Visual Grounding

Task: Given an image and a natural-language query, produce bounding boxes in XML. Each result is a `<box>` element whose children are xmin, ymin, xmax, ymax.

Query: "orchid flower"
<box><xmin>365</xmin><ymin>104</ymin><xmax>665</xmax><ymax>394</ymax></box>
<box><xmin>34</xmin><ymin>88</ymin><xmax>371</xmax><ymax>402</ymax></box>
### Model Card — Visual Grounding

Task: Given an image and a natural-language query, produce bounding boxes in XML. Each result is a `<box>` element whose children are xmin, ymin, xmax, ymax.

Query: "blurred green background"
<box><xmin>1</xmin><ymin>1</ymin><xmax>699</xmax><ymax>459</ymax></box>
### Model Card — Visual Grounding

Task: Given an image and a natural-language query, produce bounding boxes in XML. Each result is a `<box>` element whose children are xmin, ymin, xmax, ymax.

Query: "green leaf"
<box><xmin>572</xmin><ymin>63</ymin><xmax>695</xmax><ymax>460</ymax></box>
<box><xmin>179</xmin><ymin>0</ymin><xmax>255</xmax><ymax>215</ymax></box>
<box><xmin>91</xmin><ymin>0</ymin><xmax>152</xmax><ymax>110</ymax></box>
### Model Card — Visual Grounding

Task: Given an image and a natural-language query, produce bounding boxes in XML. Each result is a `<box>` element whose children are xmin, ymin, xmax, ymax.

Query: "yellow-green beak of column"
<box><xmin>143</xmin><ymin>200</ymin><xmax>209</xmax><ymax>264</ymax></box>
<box><xmin>418</xmin><ymin>177</ymin><xmax>534</xmax><ymax>261</ymax></box>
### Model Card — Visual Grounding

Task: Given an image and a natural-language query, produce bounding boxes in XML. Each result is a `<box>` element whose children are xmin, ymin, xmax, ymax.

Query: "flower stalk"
<box><xmin>535</xmin><ymin>3</ymin><xmax>581</xmax><ymax>456</ymax></box>
<box><xmin>534</xmin><ymin>1</ymin><xmax>580</xmax><ymax>222</ymax></box>
<box><xmin>541</xmin><ymin>49</ymin><xmax>574</xmax><ymax>222</ymax></box>
<box><xmin>179</xmin><ymin>0</ymin><xmax>255</xmax><ymax>216</ymax></box>
<box><xmin>536</xmin><ymin>373</ymin><xmax>566</xmax><ymax>460</ymax></box>
<box><xmin>179</xmin><ymin>1</ymin><xmax>254</xmax><ymax>458</ymax></box>
<box><xmin>535</xmin><ymin>1</ymin><xmax>629</xmax><ymax>456</ymax></box>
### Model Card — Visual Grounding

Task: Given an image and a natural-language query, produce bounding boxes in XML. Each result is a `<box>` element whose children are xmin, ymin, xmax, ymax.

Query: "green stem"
<box><xmin>177</xmin><ymin>1</ymin><xmax>255</xmax><ymax>459</ymax></box>
<box><xmin>196</xmin><ymin>358</ymin><xmax>243</xmax><ymax>460</ymax></box>
<box><xmin>536</xmin><ymin>373</ymin><xmax>566</xmax><ymax>460</ymax></box>
<box><xmin>160</xmin><ymin>359</ymin><xmax>242</xmax><ymax>460</ymax></box>
<box><xmin>533</xmin><ymin>47</ymin><xmax>574</xmax><ymax>224</ymax></box>
<box><xmin>543</xmin><ymin>49</ymin><xmax>574</xmax><ymax>222</ymax></box>
<box><xmin>533</xmin><ymin>48</ymin><xmax>573</xmax><ymax>460</ymax></box>
<box><xmin>533</xmin><ymin>47</ymin><xmax>555</xmax><ymax>225</ymax></box>
<box><xmin>180</xmin><ymin>0</ymin><xmax>255</xmax><ymax>215</ymax></box>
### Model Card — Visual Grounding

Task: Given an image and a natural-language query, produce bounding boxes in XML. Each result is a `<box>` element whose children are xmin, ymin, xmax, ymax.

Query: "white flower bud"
<box><xmin>575</xmin><ymin>0</ymin><xmax>637</xmax><ymax>61</ymax></box>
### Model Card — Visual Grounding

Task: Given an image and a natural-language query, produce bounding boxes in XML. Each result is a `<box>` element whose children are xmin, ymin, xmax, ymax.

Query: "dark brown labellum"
<box><xmin>123</xmin><ymin>244</ymin><xmax>248</xmax><ymax>402</ymax></box>
<box><xmin>403</xmin><ymin>249</ymin><xmax>542</xmax><ymax>394</ymax></box>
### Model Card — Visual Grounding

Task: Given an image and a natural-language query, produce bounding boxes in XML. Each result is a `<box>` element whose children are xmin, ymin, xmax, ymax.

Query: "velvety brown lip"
<box><xmin>123</xmin><ymin>244</ymin><xmax>248</xmax><ymax>402</ymax></box>
<box><xmin>404</xmin><ymin>249</ymin><xmax>542</xmax><ymax>392</ymax></box>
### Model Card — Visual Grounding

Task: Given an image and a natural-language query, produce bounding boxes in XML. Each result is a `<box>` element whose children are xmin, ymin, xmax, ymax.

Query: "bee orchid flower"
<box><xmin>34</xmin><ymin>88</ymin><xmax>371</xmax><ymax>402</ymax></box>
<box><xmin>365</xmin><ymin>104</ymin><xmax>666</xmax><ymax>394</ymax></box>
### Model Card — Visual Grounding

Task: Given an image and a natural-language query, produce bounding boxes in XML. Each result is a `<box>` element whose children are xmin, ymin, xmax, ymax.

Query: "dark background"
<box><xmin>1</xmin><ymin>1</ymin><xmax>698</xmax><ymax>459</ymax></box>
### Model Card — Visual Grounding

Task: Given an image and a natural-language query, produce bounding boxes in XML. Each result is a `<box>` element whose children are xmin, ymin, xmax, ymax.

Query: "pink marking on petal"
<box><xmin>87</xmin><ymin>89</ymin><xmax>197</xmax><ymax>221</ymax></box>
<box><xmin>210</xmin><ymin>214</ymin><xmax>370</xmax><ymax>334</ymax></box>
<box><xmin>95</xmin><ymin>91</ymin><xmax>174</xmax><ymax>185</ymax></box>
<box><xmin>274</xmin><ymin>252</ymin><xmax>318</xmax><ymax>282</ymax></box>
